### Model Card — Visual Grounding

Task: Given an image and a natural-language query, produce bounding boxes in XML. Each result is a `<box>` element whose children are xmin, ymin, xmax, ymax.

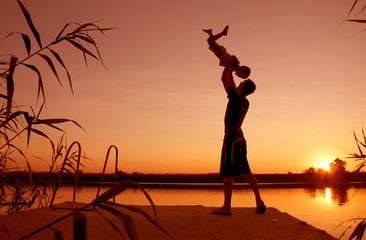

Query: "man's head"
<box><xmin>237</xmin><ymin>79</ymin><xmax>256</xmax><ymax>96</ymax></box>
<box><xmin>235</xmin><ymin>66</ymin><xmax>251</xmax><ymax>79</ymax></box>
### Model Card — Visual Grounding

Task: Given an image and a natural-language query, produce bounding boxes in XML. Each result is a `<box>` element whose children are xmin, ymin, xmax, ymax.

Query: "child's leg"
<box><xmin>203</xmin><ymin>25</ymin><xmax>229</xmax><ymax>44</ymax></box>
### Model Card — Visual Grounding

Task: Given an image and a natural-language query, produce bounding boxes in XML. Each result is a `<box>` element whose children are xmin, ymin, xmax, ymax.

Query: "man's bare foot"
<box><xmin>255</xmin><ymin>201</ymin><xmax>266</xmax><ymax>214</ymax></box>
<box><xmin>211</xmin><ymin>207</ymin><xmax>232</xmax><ymax>215</ymax></box>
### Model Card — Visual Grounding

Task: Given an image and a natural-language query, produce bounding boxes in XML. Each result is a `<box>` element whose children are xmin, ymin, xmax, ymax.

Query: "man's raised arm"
<box><xmin>221</xmin><ymin>67</ymin><xmax>237</xmax><ymax>93</ymax></box>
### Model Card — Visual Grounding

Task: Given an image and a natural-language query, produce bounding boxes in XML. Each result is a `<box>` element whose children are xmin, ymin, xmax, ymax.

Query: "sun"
<box><xmin>316</xmin><ymin>156</ymin><xmax>332</xmax><ymax>171</ymax></box>
<box><xmin>318</xmin><ymin>161</ymin><xmax>330</xmax><ymax>171</ymax></box>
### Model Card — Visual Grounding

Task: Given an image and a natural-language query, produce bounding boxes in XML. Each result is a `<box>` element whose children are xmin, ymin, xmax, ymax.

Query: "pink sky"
<box><xmin>1</xmin><ymin>0</ymin><xmax>365</xmax><ymax>174</ymax></box>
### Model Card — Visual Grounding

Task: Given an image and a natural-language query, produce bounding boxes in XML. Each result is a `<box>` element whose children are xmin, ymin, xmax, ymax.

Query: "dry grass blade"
<box><xmin>16</xmin><ymin>0</ymin><xmax>42</xmax><ymax>48</ymax></box>
<box><xmin>22</xmin><ymin>63</ymin><xmax>45</xmax><ymax>102</ymax></box>
<box><xmin>38</xmin><ymin>53</ymin><xmax>61</xmax><ymax>86</ymax></box>
<box><xmin>73</xmin><ymin>211</ymin><xmax>87</xmax><ymax>240</ymax></box>
<box><xmin>98</xmin><ymin>203</ymin><xmax>139</xmax><ymax>240</ymax></box>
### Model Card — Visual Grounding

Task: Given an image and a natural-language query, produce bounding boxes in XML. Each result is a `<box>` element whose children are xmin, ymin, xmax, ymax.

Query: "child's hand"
<box><xmin>230</xmin><ymin>55</ymin><xmax>240</xmax><ymax>68</ymax></box>
<box><xmin>224</xmin><ymin>66</ymin><xmax>237</xmax><ymax>72</ymax></box>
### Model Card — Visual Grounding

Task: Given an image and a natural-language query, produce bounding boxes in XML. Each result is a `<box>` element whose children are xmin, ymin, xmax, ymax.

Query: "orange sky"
<box><xmin>1</xmin><ymin>0</ymin><xmax>365</xmax><ymax>174</ymax></box>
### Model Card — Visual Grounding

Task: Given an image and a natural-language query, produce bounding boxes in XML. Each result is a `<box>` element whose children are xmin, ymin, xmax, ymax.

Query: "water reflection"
<box><xmin>303</xmin><ymin>184</ymin><xmax>354</xmax><ymax>205</ymax></box>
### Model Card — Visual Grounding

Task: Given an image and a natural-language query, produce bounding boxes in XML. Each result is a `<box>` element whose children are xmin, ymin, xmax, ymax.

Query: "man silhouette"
<box><xmin>212</xmin><ymin>66</ymin><xmax>265</xmax><ymax>215</ymax></box>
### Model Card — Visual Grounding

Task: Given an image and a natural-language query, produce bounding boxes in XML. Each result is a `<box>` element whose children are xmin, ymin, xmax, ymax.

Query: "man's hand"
<box><xmin>221</xmin><ymin>67</ymin><xmax>237</xmax><ymax>93</ymax></box>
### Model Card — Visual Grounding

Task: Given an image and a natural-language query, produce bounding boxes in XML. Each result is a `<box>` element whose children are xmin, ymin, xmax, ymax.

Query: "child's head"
<box><xmin>235</xmin><ymin>66</ymin><xmax>251</xmax><ymax>79</ymax></box>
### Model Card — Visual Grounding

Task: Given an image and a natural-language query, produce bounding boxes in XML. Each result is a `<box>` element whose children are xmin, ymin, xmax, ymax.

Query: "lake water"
<box><xmin>53</xmin><ymin>183</ymin><xmax>366</xmax><ymax>239</ymax></box>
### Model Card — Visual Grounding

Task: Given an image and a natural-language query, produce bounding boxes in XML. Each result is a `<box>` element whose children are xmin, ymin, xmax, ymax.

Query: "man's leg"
<box><xmin>243</xmin><ymin>172</ymin><xmax>264</xmax><ymax>208</ymax></box>
<box><xmin>222</xmin><ymin>176</ymin><xmax>234</xmax><ymax>212</ymax></box>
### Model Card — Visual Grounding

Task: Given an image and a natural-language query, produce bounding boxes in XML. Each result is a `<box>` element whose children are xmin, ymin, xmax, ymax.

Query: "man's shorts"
<box><xmin>220</xmin><ymin>133</ymin><xmax>251</xmax><ymax>176</ymax></box>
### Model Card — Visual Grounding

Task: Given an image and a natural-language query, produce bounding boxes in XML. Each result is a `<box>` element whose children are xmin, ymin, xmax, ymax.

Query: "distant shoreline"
<box><xmin>6</xmin><ymin>171</ymin><xmax>366</xmax><ymax>187</ymax></box>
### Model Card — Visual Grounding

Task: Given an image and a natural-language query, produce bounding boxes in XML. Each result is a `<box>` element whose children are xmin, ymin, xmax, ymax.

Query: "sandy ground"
<box><xmin>0</xmin><ymin>202</ymin><xmax>336</xmax><ymax>240</ymax></box>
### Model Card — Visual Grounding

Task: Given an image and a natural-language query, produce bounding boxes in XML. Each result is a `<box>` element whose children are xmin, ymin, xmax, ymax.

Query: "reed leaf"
<box><xmin>98</xmin><ymin>203</ymin><xmax>139</xmax><ymax>240</ymax></box>
<box><xmin>21</xmin><ymin>33</ymin><xmax>31</xmax><ymax>56</ymax></box>
<box><xmin>348</xmin><ymin>0</ymin><xmax>360</xmax><ymax>16</ymax></box>
<box><xmin>55</xmin><ymin>23</ymin><xmax>70</xmax><ymax>41</ymax></box>
<box><xmin>353</xmin><ymin>130</ymin><xmax>364</xmax><ymax>158</ymax></box>
<box><xmin>0</xmin><ymin>110</ymin><xmax>25</xmax><ymax>129</ymax></box>
<box><xmin>94</xmin><ymin>209</ymin><xmax>125</xmax><ymax>238</ymax></box>
<box><xmin>38</xmin><ymin>53</ymin><xmax>61</xmax><ymax>86</ymax></box>
<box><xmin>74</xmin><ymin>33</ymin><xmax>96</xmax><ymax>45</ymax></box>
<box><xmin>22</xmin><ymin>63</ymin><xmax>45</xmax><ymax>102</ymax></box>
<box><xmin>93</xmin><ymin>180</ymin><xmax>147</xmax><ymax>204</ymax></box>
<box><xmin>348</xmin><ymin>19</ymin><xmax>366</xmax><ymax>23</ymax></box>
<box><xmin>35</xmin><ymin>118</ymin><xmax>83</xmax><ymax>130</ymax></box>
<box><xmin>103</xmin><ymin>201</ymin><xmax>172</xmax><ymax>238</ymax></box>
<box><xmin>348</xmin><ymin>219</ymin><xmax>366</xmax><ymax>240</ymax></box>
<box><xmin>6</xmin><ymin>74</ymin><xmax>14</xmax><ymax>118</ymax></box>
<box><xmin>0</xmin><ymin>94</ymin><xmax>11</xmax><ymax>101</ymax></box>
<box><xmin>6</xmin><ymin>56</ymin><xmax>17</xmax><ymax>119</ymax></box>
<box><xmin>361</xmin><ymin>3</ymin><xmax>366</xmax><ymax>12</ymax></box>
<box><xmin>16</xmin><ymin>0</ymin><xmax>42</xmax><ymax>48</ymax></box>
<box><xmin>4</xmin><ymin>32</ymin><xmax>31</xmax><ymax>56</ymax></box>
<box><xmin>7</xmin><ymin>143</ymin><xmax>26</xmax><ymax>160</ymax></box>
<box><xmin>1</xmin><ymin>227</ymin><xmax>10</xmax><ymax>238</ymax></box>
<box><xmin>26</xmin><ymin>127</ymin><xmax>54</xmax><ymax>151</ymax></box>
<box><xmin>48</xmin><ymin>49</ymin><xmax>73</xmax><ymax>94</ymax></box>
<box><xmin>65</xmin><ymin>39</ymin><xmax>99</xmax><ymax>61</ymax></box>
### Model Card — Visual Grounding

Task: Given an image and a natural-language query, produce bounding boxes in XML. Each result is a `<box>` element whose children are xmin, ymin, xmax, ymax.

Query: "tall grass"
<box><xmin>0</xmin><ymin>0</ymin><xmax>110</xmax><ymax>213</ymax></box>
<box><xmin>0</xmin><ymin>2</ymin><xmax>172</xmax><ymax>239</ymax></box>
<box><xmin>338</xmin><ymin>128</ymin><xmax>366</xmax><ymax>240</ymax></box>
<box><xmin>346</xmin><ymin>0</ymin><xmax>366</xmax><ymax>33</ymax></box>
<box><xmin>15</xmin><ymin>180</ymin><xmax>172</xmax><ymax>240</ymax></box>
<box><xmin>332</xmin><ymin>1</ymin><xmax>366</xmax><ymax>239</ymax></box>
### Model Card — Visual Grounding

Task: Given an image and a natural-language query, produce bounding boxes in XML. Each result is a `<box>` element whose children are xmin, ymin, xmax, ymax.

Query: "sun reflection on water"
<box><xmin>325</xmin><ymin>187</ymin><xmax>331</xmax><ymax>201</ymax></box>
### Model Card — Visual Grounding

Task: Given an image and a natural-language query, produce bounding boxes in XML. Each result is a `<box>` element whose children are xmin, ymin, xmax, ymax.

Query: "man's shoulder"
<box><xmin>227</xmin><ymin>87</ymin><xmax>238</xmax><ymax>96</ymax></box>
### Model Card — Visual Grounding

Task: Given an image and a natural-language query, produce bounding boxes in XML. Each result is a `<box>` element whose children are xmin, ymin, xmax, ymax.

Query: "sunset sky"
<box><xmin>1</xmin><ymin>0</ymin><xmax>365</xmax><ymax>174</ymax></box>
